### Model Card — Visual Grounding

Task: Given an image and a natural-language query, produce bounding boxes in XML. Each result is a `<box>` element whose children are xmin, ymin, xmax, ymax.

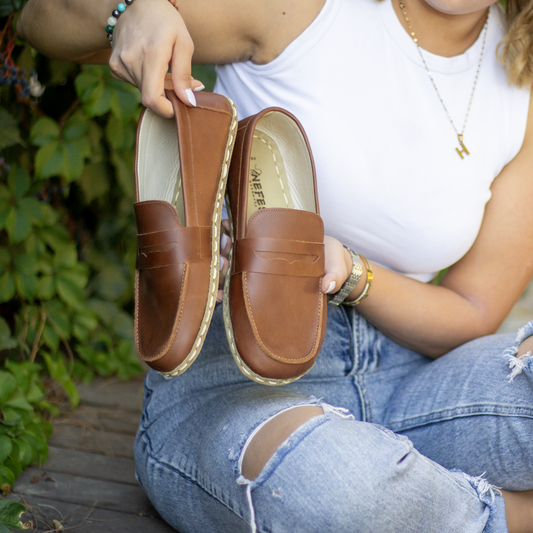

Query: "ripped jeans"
<box><xmin>134</xmin><ymin>305</ymin><xmax>533</xmax><ymax>533</ymax></box>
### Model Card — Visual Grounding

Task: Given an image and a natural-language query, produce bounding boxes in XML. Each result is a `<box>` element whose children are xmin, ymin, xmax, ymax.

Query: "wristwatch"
<box><xmin>329</xmin><ymin>246</ymin><xmax>363</xmax><ymax>306</ymax></box>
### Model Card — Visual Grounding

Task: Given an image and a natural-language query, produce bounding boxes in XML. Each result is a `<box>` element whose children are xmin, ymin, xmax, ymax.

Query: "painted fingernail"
<box><xmin>325</xmin><ymin>281</ymin><xmax>336</xmax><ymax>294</ymax></box>
<box><xmin>185</xmin><ymin>88</ymin><xmax>196</xmax><ymax>107</ymax></box>
<box><xmin>219</xmin><ymin>257</ymin><xmax>225</xmax><ymax>271</ymax></box>
<box><xmin>193</xmin><ymin>84</ymin><xmax>205</xmax><ymax>92</ymax></box>
<box><xmin>221</xmin><ymin>234</ymin><xmax>229</xmax><ymax>249</ymax></box>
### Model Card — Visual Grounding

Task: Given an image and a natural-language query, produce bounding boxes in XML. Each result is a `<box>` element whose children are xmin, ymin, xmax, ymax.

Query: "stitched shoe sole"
<box><xmin>155</xmin><ymin>98</ymin><xmax>238</xmax><ymax>377</ymax></box>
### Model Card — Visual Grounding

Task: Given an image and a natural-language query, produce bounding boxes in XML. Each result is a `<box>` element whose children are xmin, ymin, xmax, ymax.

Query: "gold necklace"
<box><xmin>398</xmin><ymin>1</ymin><xmax>489</xmax><ymax>159</ymax></box>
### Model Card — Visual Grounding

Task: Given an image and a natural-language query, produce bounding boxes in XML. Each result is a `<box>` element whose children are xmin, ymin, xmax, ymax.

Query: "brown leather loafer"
<box><xmin>134</xmin><ymin>91</ymin><xmax>237</xmax><ymax>376</ymax></box>
<box><xmin>224</xmin><ymin>108</ymin><xmax>327</xmax><ymax>385</ymax></box>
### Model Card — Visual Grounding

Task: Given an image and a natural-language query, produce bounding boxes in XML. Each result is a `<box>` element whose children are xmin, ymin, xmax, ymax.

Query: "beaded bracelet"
<box><xmin>106</xmin><ymin>0</ymin><xmax>179</xmax><ymax>47</ymax></box>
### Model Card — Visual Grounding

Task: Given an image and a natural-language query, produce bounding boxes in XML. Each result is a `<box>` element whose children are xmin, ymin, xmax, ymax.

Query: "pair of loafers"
<box><xmin>134</xmin><ymin>91</ymin><xmax>327</xmax><ymax>385</ymax></box>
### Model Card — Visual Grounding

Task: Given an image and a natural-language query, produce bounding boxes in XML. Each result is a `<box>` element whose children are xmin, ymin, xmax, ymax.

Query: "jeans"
<box><xmin>134</xmin><ymin>304</ymin><xmax>533</xmax><ymax>533</ymax></box>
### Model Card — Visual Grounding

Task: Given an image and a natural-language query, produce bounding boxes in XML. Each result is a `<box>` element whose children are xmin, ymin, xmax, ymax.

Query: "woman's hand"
<box><xmin>321</xmin><ymin>236</ymin><xmax>353</xmax><ymax>296</ymax></box>
<box><xmin>216</xmin><ymin>231</ymin><xmax>355</xmax><ymax>302</ymax></box>
<box><xmin>109</xmin><ymin>0</ymin><xmax>203</xmax><ymax>117</ymax></box>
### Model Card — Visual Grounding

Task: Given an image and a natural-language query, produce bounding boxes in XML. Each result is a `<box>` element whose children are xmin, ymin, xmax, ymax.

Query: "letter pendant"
<box><xmin>455</xmin><ymin>135</ymin><xmax>470</xmax><ymax>160</ymax></box>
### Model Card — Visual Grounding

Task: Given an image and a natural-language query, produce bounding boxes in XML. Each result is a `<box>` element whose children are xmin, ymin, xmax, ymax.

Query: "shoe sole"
<box><xmin>157</xmin><ymin>98</ymin><xmax>238</xmax><ymax>378</ymax></box>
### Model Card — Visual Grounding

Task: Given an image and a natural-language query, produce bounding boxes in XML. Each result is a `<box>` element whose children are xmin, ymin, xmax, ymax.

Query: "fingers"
<box><xmin>217</xmin><ymin>219</ymin><xmax>232</xmax><ymax>301</ymax></box>
<box><xmin>169</xmin><ymin>21</ymin><xmax>197</xmax><ymax>107</ymax></box>
<box><xmin>322</xmin><ymin>236</ymin><xmax>352</xmax><ymax>294</ymax></box>
<box><xmin>107</xmin><ymin>0</ymin><xmax>200</xmax><ymax>117</ymax></box>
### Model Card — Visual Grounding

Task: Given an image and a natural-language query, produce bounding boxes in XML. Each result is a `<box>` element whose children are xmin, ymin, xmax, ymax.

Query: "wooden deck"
<box><xmin>9</xmin><ymin>376</ymin><xmax>176</xmax><ymax>533</ymax></box>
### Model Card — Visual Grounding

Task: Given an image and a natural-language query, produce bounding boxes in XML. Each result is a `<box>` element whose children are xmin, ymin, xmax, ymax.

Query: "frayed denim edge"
<box><xmin>455</xmin><ymin>470</ymin><xmax>508</xmax><ymax>533</ymax></box>
<box><xmin>503</xmin><ymin>320</ymin><xmax>533</xmax><ymax>382</ymax></box>
<box><xmin>236</xmin><ymin>401</ymin><xmax>354</xmax><ymax>533</ymax></box>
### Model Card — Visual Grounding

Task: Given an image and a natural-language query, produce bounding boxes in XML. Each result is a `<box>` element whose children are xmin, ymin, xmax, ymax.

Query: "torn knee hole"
<box><xmin>241</xmin><ymin>405</ymin><xmax>323</xmax><ymax>481</ymax></box>
<box><xmin>516</xmin><ymin>335</ymin><xmax>533</xmax><ymax>358</ymax></box>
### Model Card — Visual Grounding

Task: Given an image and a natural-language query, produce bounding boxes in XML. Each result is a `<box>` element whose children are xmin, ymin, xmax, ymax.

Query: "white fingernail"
<box><xmin>221</xmin><ymin>234</ymin><xmax>229</xmax><ymax>249</ymax></box>
<box><xmin>325</xmin><ymin>281</ymin><xmax>336</xmax><ymax>294</ymax></box>
<box><xmin>220</xmin><ymin>258</ymin><xmax>225</xmax><ymax>271</ymax></box>
<box><xmin>193</xmin><ymin>84</ymin><xmax>205</xmax><ymax>92</ymax></box>
<box><xmin>185</xmin><ymin>89</ymin><xmax>196</xmax><ymax>107</ymax></box>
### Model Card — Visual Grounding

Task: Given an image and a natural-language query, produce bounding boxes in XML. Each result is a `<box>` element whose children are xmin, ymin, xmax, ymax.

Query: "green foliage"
<box><xmin>8</xmin><ymin>7</ymin><xmax>226</xmax><ymax>492</ymax></box>
<box><xmin>0</xmin><ymin>499</ymin><xmax>30</xmax><ymax>531</ymax></box>
<box><xmin>0</xmin><ymin>361</ymin><xmax>51</xmax><ymax>489</ymax></box>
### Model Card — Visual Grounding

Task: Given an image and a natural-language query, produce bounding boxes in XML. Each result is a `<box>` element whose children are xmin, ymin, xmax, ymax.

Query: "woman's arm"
<box><xmin>324</xmin><ymin>91</ymin><xmax>533</xmax><ymax>358</ymax></box>
<box><xmin>17</xmin><ymin>0</ymin><xmax>325</xmax><ymax>116</ymax></box>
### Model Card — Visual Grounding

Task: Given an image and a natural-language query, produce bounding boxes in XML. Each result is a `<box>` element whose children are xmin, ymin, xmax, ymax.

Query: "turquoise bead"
<box><xmin>117</xmin><ymin>3</ymin><xmax>126</xmax><ymax>11</ymax></box>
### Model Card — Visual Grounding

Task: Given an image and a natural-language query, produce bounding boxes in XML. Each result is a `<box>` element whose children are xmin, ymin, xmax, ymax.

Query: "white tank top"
<box><xmin>215</xmin><ymin>0</ymin><xmax>530</xmax><ymax>281</ymax></box>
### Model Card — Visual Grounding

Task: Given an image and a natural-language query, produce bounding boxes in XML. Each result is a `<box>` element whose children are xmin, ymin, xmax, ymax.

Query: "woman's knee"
<box><xmin>241</xmin><ymin>405</ymin><xmax>324</xmax><ymax>480</ymax></box>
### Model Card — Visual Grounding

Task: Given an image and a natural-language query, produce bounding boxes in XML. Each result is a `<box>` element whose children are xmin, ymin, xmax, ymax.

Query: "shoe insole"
<box><xmin>247</xmin><ymin>131</ymin><xmax>294</xmax><ymax>221</ymax></box>
<box><xmin>137</xmin><ymin>109</ymin><xmax>186</xmax><ymax>225</ymax></box>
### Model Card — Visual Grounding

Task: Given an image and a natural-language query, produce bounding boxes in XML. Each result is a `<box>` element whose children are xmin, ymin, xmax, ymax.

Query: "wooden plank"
<box><xmin>54</xmin><ymin>404</ymin><xmax>141</xmax><ymax>436</ymax></box>
<box><xmin>77</xmin><ymin>377</ymin><xmax>145</xmax><ymax>412</ymax></box>
<box><xmin>8</xmin><ymin>495</ymin><xmax>178</xmax><ymax>533</ymax></box>
<box><xmin>49</xmin><ymin>425</ymin><xmax>135</xmax><ymax>458</ymax></box>
<box><xmin>13</xmin><ymin>469</ymin><xmax>149</xmax><ymax>514</ymax></box>
<box><xmin>44</xmin><ymin>447</ymin><xmax>138</xmax><ymax>485</ymax></box>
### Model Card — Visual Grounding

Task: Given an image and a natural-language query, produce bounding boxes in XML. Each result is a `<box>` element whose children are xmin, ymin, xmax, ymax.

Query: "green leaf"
<box><xmin>0</xmin><ymin>108</ymin><xmax>22</xmax><ymax>148</ymax></box>
<box><xmin>110</xmin><ymin>84</ymin><xmax>141</xmax><ymax>120</ymax></box>
<box><xmin>41</xmin><ymin>323</ymin><xmax>60</xmax><ymax>351</ymax></box>
<box><xmin>14</xmin><ymin>272</ymin><xmax>38</xmax><ymax>300</ymax></box>
<box><xmin>53</xmin><ymin>243</ymin><xmax>77</xmax><ymax>269</ymax></box>
<box><xmin>87</xmin><ymin>84</ymin><xmax>112</xmax><ymax>117</ymax></box>
<box><xmin>62</xmin><ymin>141</ymin><xmax>85</xmax><ymax>181</ymax></box>
<box><xmin>37</xmin><ymin>275</ymin><xmax>55</xmax><ymax>299</ymax></box>
<box><xmin>38</xmin><ymin>225</ymin><xmax>70</xmax><ymax>251</ymax></box>
<box><xmin>79</xmin><ymin>162</ymin><xmax>110</xmax><ymax>203</ymax></box>
<box><xmin>0</xmin><ymin>436</ymin><xmax>12</xmax><ymax>463</ymax></box>
<box><xmin>0</xmin><ymin>372</ymin><xmax>17</xmax><ymax>405</ymax></box>
<box><xmin>45</xmin><ymin>300</ymin><xmax>71</xmax><ymax>338</ymax></box>
<box><xmin>63</xmin><ymin>116</ymin><xmax>86</xmax><ymax>140</ymax></box>
<box><xmin>0</xmin><ymin>318</ymin><xmax>16</xmax><ymax>351</ymax></box>
<box><xmin>0</xmin><ymin>465</ymin><xmax>15</xmax><ymax>488</ymax></box>
<box><xmin>13</xmin><ymin>254</ymin><xmax>36</xmax><ymax>276</ymax></box>
<box><xmin>35</xmin><ymin>141</ymin><xmax>64</xmax><ymax>179</ymax></box>
<box><xmin>0</xmin><ymin>272</ymin><xmax>15</xmax><ymax>304</ymax></box>
<box><xmin>93</xmin><ymin>265</ymin><xmax>127</xmax><ymax>300</ymax></box>
<box><xmin>40</xmin><ymin>204</ymin><xmax>59</xmax><ymax>226</ymax></box>
<box><xmin>5</xmin><ymin>390</ymin><xmax>33</xmax><ymax>412</ymax></box>
<box><xmin>42</xmin><ymin>355</ymin><xmax>79</xmax><ymax>408</ymax></box>
<box><xmin>5</xmin><ymin>207</ymin><xmax>30</xmax><ymax>244</ymax></box>
<box><xmin>7</xmin><ymin>166</ymin><xmax>30</xmax><ymax>201</ymax></box>
<box><xmin>56</xmin><ymin>276</ymin><xmax>84</xmax><ymax>309</ymax></box>
<box><xmin>74</xmin><ymin>71</ymin><xmax>100</xmax><ymax>102</ymax></box>
<box><xmin>111</xmin><ymin>150</ymin><xmax>135</xmax><ymax>198</ymax></box>
<box><xmin>18</xmin><ymin>198</ymin><xmax>45</xmax><ymax>227</ymax></box>
<box><xmin>19</xmin><ymin>433</ymin><xmax>48</xmax><ymax>465</ymax></box>
<box><xmin>12</xmin><ymin>439</ymin><xmax>32</xmax><ymax>467</ymax></box>
<box><xmin>30</xmin><ymin>117</ymin><xmax>60</xmax><ymax>147</ymax></box>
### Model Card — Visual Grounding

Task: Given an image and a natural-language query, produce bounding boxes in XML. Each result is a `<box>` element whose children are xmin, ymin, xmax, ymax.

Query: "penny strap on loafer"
<box><xmin>136</xmin><ymin>226</ymin><xmax>212</xmax><ymax>269</ymax></box>
<box><xmin>234</xmin><ymin>237</ymin><xmax>324</xmax><ymax>277</ymax></box>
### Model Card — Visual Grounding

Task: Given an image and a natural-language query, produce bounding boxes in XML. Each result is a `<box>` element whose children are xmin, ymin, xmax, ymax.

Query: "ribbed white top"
<box><xmin>215</xmin><ymin>0</ymin><xmax>530</xmax><ymax>281</ymax></box>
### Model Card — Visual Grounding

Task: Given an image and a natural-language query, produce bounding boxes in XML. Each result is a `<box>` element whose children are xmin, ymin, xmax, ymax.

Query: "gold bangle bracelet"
<box><xmin>344</xmin><ymin>254</ymin><xmax>373</xmax><ymax>306</ymax></box>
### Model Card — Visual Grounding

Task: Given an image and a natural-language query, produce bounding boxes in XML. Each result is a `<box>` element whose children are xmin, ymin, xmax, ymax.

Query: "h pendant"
<box><xmin>455</xmin><ymin>135</ymin><xmax>470</xmax><ymax>159</ymax></box>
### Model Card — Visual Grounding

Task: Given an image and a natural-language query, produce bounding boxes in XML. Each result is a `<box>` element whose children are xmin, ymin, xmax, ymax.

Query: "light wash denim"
<box><xmin>134</xmin><ymin>304</ymin><xmax>533</xmax><ymax>533</ymax></box>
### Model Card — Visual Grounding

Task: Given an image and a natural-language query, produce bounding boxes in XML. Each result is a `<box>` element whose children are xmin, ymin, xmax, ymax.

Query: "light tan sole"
<box><xmin>159</xmin><ymin>98</ymin><xmax>238</xmax><ymax>378</ymax></box>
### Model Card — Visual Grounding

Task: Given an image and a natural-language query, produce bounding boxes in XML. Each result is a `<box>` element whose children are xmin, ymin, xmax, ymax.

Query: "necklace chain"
<box><xmin>398</xmin><ymin>0</ymin><xmax>489</xmax><ymax>158</ymax></box>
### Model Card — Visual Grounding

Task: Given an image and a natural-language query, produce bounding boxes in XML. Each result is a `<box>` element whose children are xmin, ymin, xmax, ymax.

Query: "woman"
<box><xmin>18</xmin><ymin>0</ymin><xmax>533</xmax><ymax>531</ymax></box>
